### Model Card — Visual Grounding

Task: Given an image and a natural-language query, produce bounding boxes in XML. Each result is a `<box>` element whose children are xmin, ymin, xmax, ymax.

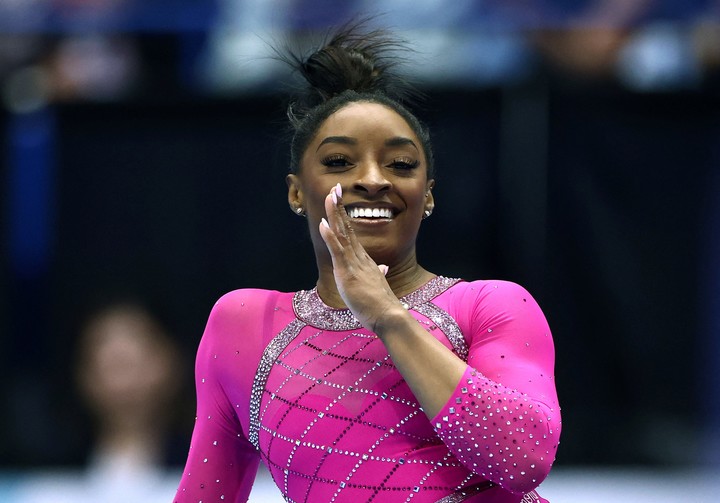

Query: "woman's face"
<box><xmin>287</xmin><ymin>101</ymin><xmax>434</xmax><ymax>265</ymax></box>
<box><xmin>78</xmin><ymin>310</ymin><xmax>179</xmax><ymax>422</ymax></box>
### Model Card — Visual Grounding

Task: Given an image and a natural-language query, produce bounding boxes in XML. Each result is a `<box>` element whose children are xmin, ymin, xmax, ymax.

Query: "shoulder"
<box><xmin>203</xmin><ymin>288</ymin><xmax>295</xmax><ymax>340</ymax></box>
<box><xmin>212</xmin><ymin>287</ymin><xmax>295</xmax><ymax>314</ymax></box>
<box><xmin>196</xmin><ymin>288</ymin><xmax>296</xmax><ymax>370</ymax></box>
<box><xmin>444</xmin><ymin>279</ymin><xmax>535</xmax><ymax>307</ymax></box>
<box><xmin>439</xmin><ymin>279</ymin><xmax>547</xmax><ymax>333</ymax></box>
<box><xmin>211</xmin><ymin>288</ymin><xmax>287</xmax><ymax>315</ymax></box>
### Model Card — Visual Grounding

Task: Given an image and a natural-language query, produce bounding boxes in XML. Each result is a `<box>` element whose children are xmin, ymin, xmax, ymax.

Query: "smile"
<box><xmin>346</xmin><ymin>207</ymin><xmax>394</xmax><ymax>219</ymax></box>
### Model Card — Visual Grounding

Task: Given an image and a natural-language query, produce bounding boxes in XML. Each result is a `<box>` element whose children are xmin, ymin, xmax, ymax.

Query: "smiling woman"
<box><xmin>288</xmin><ymin>101</ymin><xmax>434</xmax><ymax>271</ymax></box>
<box><xmin>174</xmin><ymin>20</ymin><xmax>561</xmax><ymax>503</ymax></box>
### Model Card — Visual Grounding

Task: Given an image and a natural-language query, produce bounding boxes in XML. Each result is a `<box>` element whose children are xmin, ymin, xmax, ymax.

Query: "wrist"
<box><xmin>372</xmin><ymin>303</ymin><xmax>416</xmax><ymax>339</ymax></box>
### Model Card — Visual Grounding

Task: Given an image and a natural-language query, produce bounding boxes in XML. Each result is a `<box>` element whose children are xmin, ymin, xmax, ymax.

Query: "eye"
<box><xmin>321</xmin><ymin>154</ymin><xmax>352</xmax><ymax>168</ymax></box>
<box><xmin>388</xmin><ymin>157</ymin><xmax>420</xmax><ymax>170</ymax></box>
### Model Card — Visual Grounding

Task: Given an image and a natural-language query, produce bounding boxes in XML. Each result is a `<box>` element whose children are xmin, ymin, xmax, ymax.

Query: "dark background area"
<box><xmin>1</xmin><ymin>1</ymin><xmax>719</xmax><ymax>475</ymax></box>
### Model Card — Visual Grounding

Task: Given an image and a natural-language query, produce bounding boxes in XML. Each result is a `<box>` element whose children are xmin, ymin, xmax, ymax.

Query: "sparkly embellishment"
<box><xmin>236</xmin><ymin>277</ymin><xmax>557</xmax><ymax>501</ymax></box>
<box><xmin>413</xmin><ymin>301</ymin><xmax>468</xmax><ymax>361</ymax></box>
<box><xmin>434</xmin><ymin>482</ymin><xmax>495</xmax><ymax>502</ymax></box>
<box><xmin>248</xmin><ymin>318</ymin><xmax>306</xmax><ymax>448</ymax></box>
<box><xmin>293</xmin><ymin>276</ymin><xmax>461</xmax><ymax>330</ymax></box>
<box><xmin>433</xmin><ymin>367</ymin><xmax>559</xmax><ymax>496</ymax></box>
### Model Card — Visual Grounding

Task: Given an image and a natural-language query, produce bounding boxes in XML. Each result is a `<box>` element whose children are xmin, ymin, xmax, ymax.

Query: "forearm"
<box><xmin>432</xmin><ymin>366</ymin><xmax>560</xmax><ymax>493</ymax></box>
<box><xmin>374</xmin><ymin>305</ymin><xmax>466</xmax><ymax>418</ymax></box>
<box><xmin>375</xmin><ymin>300</ymin><xmax>560</xmax><ymax>494</ymax></box>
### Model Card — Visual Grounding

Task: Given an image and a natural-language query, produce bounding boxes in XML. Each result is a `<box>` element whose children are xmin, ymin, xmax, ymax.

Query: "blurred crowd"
<box><xmin>2</xmin><ymin>301</ymin><xmax>185</xmax><ymax>502</ymax></box>
<box><xmin>0</xmin><ymin>0</ymin><xmax>719</xmax><ymax>111</ymax></box>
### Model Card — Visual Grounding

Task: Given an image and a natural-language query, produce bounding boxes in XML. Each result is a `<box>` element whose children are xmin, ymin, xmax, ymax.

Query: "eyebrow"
<box><xmin>316</xmin><ymin>135</ymin><xmax>419</xmax><ymax>151</ymax></box>
<box><xmin>316</xmin><ymin>136</ymin><xmax>357</xmax><ymax>151</ymax></box>
<box><xmin>385</xmin><ymin>136</ymin><xmax>419</xmax><ymax>151</ymax></box>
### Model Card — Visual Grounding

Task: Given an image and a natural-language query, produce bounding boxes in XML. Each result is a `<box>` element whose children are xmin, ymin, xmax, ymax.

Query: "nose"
<box><xmin>352</xmin><ymin>163</ymin><xmax>391</xmax><ymax>195</ymax></box>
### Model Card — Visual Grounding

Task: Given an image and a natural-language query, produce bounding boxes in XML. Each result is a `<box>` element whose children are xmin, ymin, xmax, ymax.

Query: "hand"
<box><xmin>318</xmin><ymin>184</ymin><xmax>405</xmax><ymax>333</ymax></box>
<box><xmin>319</xmin><ymin>183</ymin><xmax>467</xmax><ymax>420</ymax></box>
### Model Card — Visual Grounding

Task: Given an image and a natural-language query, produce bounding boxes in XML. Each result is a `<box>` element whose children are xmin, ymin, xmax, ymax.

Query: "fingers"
<box><xmin>323</xmin><ymin>183</ymin><xmax>359</xmax><ymax>247</ymax></box>
<box><xmin>319</xmin><ymin>183</ymin><xmax>370</xmax><ymax>267</ymax></box>
<box><xmin>318</xmin><ymin>184</ymin><xmax>348</xmax><ymax>257</ymax></box>
<box><xmin>324</xmin><ymin>183</ymin><xmax>346</xmax><ymax>234</ymax></box>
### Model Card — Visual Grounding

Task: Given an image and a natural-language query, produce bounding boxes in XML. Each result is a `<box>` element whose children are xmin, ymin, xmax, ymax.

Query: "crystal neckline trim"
<box><xmin>293</xmin><ymin>276</ymin><xmax>462</xmax><ymax>331</ymax></box>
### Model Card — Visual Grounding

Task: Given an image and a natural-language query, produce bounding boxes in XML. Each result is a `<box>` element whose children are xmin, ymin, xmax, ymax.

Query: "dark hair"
<box><xmin>280</xmin><ymin>21</ymin><xmax>435</xmax><ymax>177</ymax></box>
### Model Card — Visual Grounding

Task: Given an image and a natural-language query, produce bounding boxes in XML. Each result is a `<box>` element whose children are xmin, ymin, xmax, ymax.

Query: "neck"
<box><xmin>95</xmin><ymin>408</ymin><xmax>165</xmax><ymax>453</ymax></box>
<box><xmin>93</xmin><ymin>420</ymin><xmax>164</xmax><ymax>467</ymax></box>
<box><xmin>315</xmin><ymin>252</ymin><xmax>435</xmax><ymax>308</ymax></box>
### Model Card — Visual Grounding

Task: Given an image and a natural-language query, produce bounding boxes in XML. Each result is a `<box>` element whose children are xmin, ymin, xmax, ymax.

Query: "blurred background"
<box><xmin>1</xmin><ymin>0</ymin><xmax>719</xmax><ymax>501</ymax></box>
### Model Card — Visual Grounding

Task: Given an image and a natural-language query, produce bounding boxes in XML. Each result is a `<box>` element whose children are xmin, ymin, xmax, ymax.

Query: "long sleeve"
<box><xmin>174</xmin><ymin>292</ymin><xmax>265</xmax><ymax>503</ymax></box>
<box><xmin>431</xmin><ymin>280</ymin><xmax>561</xmax><ymax>495</ymax></box>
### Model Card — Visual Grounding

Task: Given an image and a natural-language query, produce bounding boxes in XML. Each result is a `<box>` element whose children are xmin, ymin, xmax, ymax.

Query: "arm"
<box><xmin>319</xmin><ymin>186</ymin><xmax>560</xmax><ymax>494</ymax></box>
<box><xmin>371</xmin><ymin>282</ymin><xmax>560</xmax><ymax>494</ymax></box>
<box><xmin>432</xmin><ymin>281</ymin><xmax>560</xmax><ymax>494</ymax></box>
<box><xmin>174</xmin><ymin>296</ymin><xmax>261</xmax><ymax>503</ymax></box>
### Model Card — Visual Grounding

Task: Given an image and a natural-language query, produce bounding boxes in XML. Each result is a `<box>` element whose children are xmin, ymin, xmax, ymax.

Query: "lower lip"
<box><xmin>348</xmin><ymin>217</ymin><xmax>393</xmax><ymax>226</ymax></box>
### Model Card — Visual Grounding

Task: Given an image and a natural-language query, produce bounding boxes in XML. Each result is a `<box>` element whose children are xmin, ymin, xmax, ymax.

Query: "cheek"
<box><xmin>406</xmin><ymin>182</ymin><xmax>430</xmax><ymax>208</ymax></box>
<box><xmin>295</xmin><ymin>174</ymin><xmax>328</xmax><ymax>212</ymax></box>
<box><xmin>306</xmin><ymin>186</ymin><xmax>330</xmax><ymax>214</ymax></box>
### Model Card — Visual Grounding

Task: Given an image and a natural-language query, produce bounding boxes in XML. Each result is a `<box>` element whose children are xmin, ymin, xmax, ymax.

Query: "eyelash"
<box><xmin>390</xmin><ymin>158</ymin><xmax>420</xmax><ymax>170</ymax></box>
<box><xmin>321</xmin><ymin>155</ymin><xmax>350</xmax><ymax>168</ymax></box>
<box><xmin>320</xmin><ymin>155</ymin><xmax>420</xmax><ymax>170</ymax></box>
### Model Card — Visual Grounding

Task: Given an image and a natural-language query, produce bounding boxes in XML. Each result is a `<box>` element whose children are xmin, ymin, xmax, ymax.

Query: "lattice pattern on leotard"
<box><xmin>254</xmin><ymin>277</ymin><xmax>490</xmax><ymax>502</ymax></box>
<box><xmin>173</xmin><ymin>279</ymin><xmax>559</xmax><ymax>503</ymax></box>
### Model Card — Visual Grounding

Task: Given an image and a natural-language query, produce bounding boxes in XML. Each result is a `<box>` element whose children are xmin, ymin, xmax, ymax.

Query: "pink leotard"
<box><xmin>174</xmin><ymin>277</ymin><xmax>561</xmax><ymax>502</ymax></box>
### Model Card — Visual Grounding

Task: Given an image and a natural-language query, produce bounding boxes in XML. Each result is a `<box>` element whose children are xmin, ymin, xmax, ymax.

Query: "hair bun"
<box><xmin>283</xmin><ymin>19</ymin><xmax>419</xmax><ymax>111</ymax></box>
<box><xmin>301</xmin><ymin>44</ymin><xmax>381</xmax><ymax>100</ymax></box>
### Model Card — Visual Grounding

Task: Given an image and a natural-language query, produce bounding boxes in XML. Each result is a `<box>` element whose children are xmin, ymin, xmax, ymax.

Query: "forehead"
<box><xmin>314</xmin><ymin>101</ymin><xmax>420</xmax><ymax>144</ymax></box>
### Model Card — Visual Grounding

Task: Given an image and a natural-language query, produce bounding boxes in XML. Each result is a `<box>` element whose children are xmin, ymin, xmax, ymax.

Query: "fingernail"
<box><xmin>331</xmin><ymin>190</ymin><xmax>337</xmax><ymax>205</ymax></box>
<box><xmin>379</xmin><ymin>264</ymin><xmax>389</xmax><ymax>276</ymax></box>
<box><xmin>321</xmin><ymin>217</ymin><xmax>330</xmax><ymax>229</ymax></box>
<box><xmin>335</xmin><ymin>183</ymin><xmax>342</xmax><ymax>198</ymax></box>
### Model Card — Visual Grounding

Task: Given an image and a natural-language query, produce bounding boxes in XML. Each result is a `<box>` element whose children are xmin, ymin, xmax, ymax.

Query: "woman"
<box><xmin>174</xmin><ymin>24</ymin><xmax>560</xmax><ymax>503</ymax></box>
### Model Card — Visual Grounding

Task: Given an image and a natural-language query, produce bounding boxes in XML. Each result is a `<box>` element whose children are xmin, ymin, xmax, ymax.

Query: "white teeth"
<box><xmin>347</xmin><ymin>207</ymin><xmax>393</xmax><ymax>219</ymax></box>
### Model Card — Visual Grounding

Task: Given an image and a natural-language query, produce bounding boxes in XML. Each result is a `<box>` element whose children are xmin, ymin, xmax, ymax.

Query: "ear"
<box><xmin>424</xmin><ymin>179</ymin><xmax>435</xmax><ymax>213</ymax></box>
<box><xmin>286</xmin><ymin>174</ymin><xmax>304</xmax><ymax>212</ymax></box>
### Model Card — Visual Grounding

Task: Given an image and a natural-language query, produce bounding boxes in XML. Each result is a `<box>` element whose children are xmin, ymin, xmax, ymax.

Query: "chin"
<box><xmin>361</xmin><ymin>242</ymin><xmax>412</xmax><ymax>266</ymax></box>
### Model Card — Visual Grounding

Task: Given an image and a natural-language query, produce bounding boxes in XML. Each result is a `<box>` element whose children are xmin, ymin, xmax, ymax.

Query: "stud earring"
<box><xmin>423</xmin><ymin>210</ymin><xmax>432</xmax><ymax>219</ymax></box>
<box><xmin>293</xmin><ymin>207</ymin><xmax>306</xmax><ymax>217</ymax></box>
